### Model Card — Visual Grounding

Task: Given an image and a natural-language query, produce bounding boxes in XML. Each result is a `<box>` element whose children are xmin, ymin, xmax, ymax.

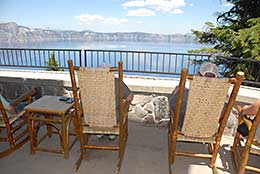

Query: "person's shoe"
<box><xmin>97</xmin><ymin>134</ymin><xmax>104</xmax><ymax>139</ymax></box>
<box><xmin>108</xmin><ymin>135</ymin><xmax>116</xmax><ymax>141</ymax></box>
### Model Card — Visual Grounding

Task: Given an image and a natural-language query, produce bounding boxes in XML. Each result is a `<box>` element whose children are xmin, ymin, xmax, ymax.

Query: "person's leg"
<box><xmin>14</xmin><ymin>102</ymin><xmax>28</xmax><ymax>113</ymax></box>
<box><xmin>242</xmin><ymin>99</ymin><xmax>260</xmax><ymax>116</ymax></box>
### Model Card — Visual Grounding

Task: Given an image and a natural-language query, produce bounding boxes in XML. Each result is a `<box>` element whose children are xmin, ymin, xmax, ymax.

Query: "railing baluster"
<box><xmin>108</xmin><ymin>51</ymin><xmax>111</xmax><ymax>64</ymax></box>
<box><xmin>6</xmin><ymin>50</ymin><xmax>11</xmax><ymax>65</ymax></box>
<box><xmin>15</xmin><ymin>50</ymin><xmax>19</xmax><ymax>65</ymax></box>
<box><xmin>156</xmin><ymin>54</ymin><xmax>159</xmax><ymax>72</ymax></box>
<box><xmin>38</xmin><ymin>50</ymin><xmax>42</xmax><ymax>66</ymax></box>
<box><xmin>132</xmin><ymin>52</ymin><xmax>134</xmax><ymax>70</ymax></box>
<box><xmin>103</xmin><ymin>51</ymin><xmax>105</xmax><ymax>63</ymax></box>
<box><xmin>63</xmin><ymin>51</ymin><xmax>66</xmax><ymax>67</ymax></box>
<box><xmin>174</xmin><ymin>54</ymin><xmax>178</xmax><ymax>73</ymax></box>
<box><xmin>168</xmin><ymin>54</ymin><xmax>171</xmax><ymax>73</ymax></box>
<box><xmin>126</xmin><ymin>52</ymin><xmax>128</xmax><ymax>70</ymax></box>
<box><xmin>20</xmin><ymin>49</ymin><xmax>23</xmax><ymax>65</ymax></box>
<box><xmin>162</xmin><ymin>53</ymin><xmax>165</xmax><ymax>72</ymax></box>
<box><xmin>144</xmin><ymin>53</ymin><xmax>146</xmax><ymax>71</ymax></box>
<box><xmin>57</xmin><ymin>51</ymin><xmax>61</xmax><ymax>67</ymax></box>
<box><xmin>97</xmin><ymin>51</ymin><xmax>99</xmax><ymax>66</ymax></box>
<box><xmin>150</xmin><ymin>53</ymin><xmax>152</xmax><ymax>72</ymax></box>
<box><xmin>181</xmin><ymin>54</ymin><xmax>184</xmax><ymax>70</ymax></box>
<box><xmin>82</xmin><ymin>50</ymin><xmax>85</xmax><ymax>67</ymax></box>
<box><xmin>10</xmin><ymin>50</ymin><xmax>14</xmax><ymax>65</ymax></box>
<box><xmin>24</xmin><ymin>50</ymin><xmax>27</xmax><ymax>66</ymax></box>
<box><xmin>43</xmin><ymin>50</ymin><xmax>46</xmax><ymax>67</ymax></box>
<box><xmin>193</xmin><ymin>55</ymin><xmax>197</xmax><ymax>74</ymax></box>
<box><xmin>73</xmin><ymin>51</ymin><xmax>76</xmax><ymax>66</ymax></box>
<box><xmin>187</xmin><ymin>55</ymin><xmax>190</xmax><ymax>74</ymax></box>
<box><xmin>33</xmin><ymin>50</ymin><xmax>36</xmax><ymax>66</ymax></box>
<box><xmin>0</xmin><ymin>50</ymin><xmax>3</xmax><ymax>65</ymax></box>
<box><xmin>91</xmin><ymin>51</ymin><xmax>93</xmax><ymax>67</ymax></box>
<box><xmin>138</xmin><ymin>53</ymin><xmax>140</xmax><ymax>71</ymax></box>
<box><xmin>114</xmin><ymin>51</ymin><xmax>117</xmax><ymax>66</ymax></box>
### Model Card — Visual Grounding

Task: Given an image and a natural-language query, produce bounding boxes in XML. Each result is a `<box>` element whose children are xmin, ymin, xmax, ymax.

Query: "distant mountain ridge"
<box><xmin>0</xmin><ymin>22</ymin><xmax>197</xmax><ymax>43</ymax></box>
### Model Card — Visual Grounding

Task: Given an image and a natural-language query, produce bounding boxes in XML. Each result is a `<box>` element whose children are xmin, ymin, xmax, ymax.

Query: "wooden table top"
<box><xmin>24</xmin><ymin>95</ymin><xmax>74</xmax><ymax>115</ymax></box>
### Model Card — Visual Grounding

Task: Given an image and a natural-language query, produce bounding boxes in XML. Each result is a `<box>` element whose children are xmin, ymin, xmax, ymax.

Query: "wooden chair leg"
<box><xmin>74</xmin><ymin>153</ymin><xmax>83</xmax><ymax>172</ymax></box>
<box><xmin>74</xmin><ymin>133</ymin><xmax>88</xmax><ymax>172</ymax></box>
<box><xmin>168</xmin><ymin>152</ymin><xmax>173</xmax><ymax>174</ymax></box>
<box><xmin>168</xmin><ymin>132</ymin><xmax>177</xmax><ymax>174</ymax></box>
<box><xmin>212</xmin><ymin>166</ymin><xmax>219</xmax><ymax>174</ymax></box>
<box><xmin>210</xmin><ymin>138</ymin><xmax>221</xmax><ymax>168</ymax></box>
<box><xmin>231</xmin><ymin>130</ymin><xmax>242</xmax><ymax>172</ymax></box>
<box><xmin>116</xmin><ymin>132</ymin><xmax>127</xmax><ymax>174</ymax></box>
<box><xmin>169</xmin><ymin>136</ymin><xmax>177</xmax><ymax>165</ymax></box>
<box><xmin>238</xmin><ymin>143</ymin><xmax>251</xmax><ymax>174</ymax></box>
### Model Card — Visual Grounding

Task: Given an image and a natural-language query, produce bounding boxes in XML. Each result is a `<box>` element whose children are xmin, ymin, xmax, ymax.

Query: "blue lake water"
<box><xmin>1</xmin><ymin>40</ymin><xmax>210</xmax><ymax>53</ymax></box>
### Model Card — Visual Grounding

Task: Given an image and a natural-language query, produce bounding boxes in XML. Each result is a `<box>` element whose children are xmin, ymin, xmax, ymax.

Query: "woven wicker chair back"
<box><xmin>182</xmin><ymin>76</ymin><xmax>230</xmax><ymax>138</ymax></box>
<box><xmin>77</xmin><ymin>67</ymin><xmax>117</xmax><ymax>128</ymax></box>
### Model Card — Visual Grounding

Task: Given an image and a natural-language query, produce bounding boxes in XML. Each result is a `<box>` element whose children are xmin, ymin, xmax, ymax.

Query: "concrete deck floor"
<box><xmin>1</xmin><ymin>121</ymin><xmax>259</xmax><ymax>174</ymax></box>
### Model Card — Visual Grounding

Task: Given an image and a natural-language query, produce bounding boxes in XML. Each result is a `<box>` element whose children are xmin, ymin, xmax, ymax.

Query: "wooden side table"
<box><xmin>24</xmin><ymin>95</ymin><xmax>76</xmax><ymax>158</ymax></box>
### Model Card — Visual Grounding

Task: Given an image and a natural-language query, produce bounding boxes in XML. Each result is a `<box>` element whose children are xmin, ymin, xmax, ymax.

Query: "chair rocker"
<box><xmin>232</xmin><ymin>105</ymin><xmax>260</xmax><ymax>173</ymax></box>
<box><xmin>0</xmin><ymin>89</ymin><xmax>37</xmax><ymax>157</ymax></box>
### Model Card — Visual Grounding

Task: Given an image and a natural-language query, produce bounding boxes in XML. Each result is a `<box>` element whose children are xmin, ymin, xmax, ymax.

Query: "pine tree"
<box><xmin>45</xmin><ymin>53</ymin><xmax>64</xmax><ymax>71</ymax></box>
<box><xmin>190</xmin><ymin>0</ymin><xmax>260</xmax><ymax>82</ymax></box>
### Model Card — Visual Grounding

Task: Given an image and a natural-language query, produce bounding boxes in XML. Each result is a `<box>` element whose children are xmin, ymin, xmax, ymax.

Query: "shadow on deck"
<box><xmin>2</xmin><ymin>121</ymin><xmax>259</xmax><ymax>174</ymax></box>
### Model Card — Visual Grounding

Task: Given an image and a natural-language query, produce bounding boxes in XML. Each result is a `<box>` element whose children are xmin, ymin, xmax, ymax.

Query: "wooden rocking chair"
<box><xmin>0</xmin><ymin>89</ymin><xmax>37</xmax><ymax>157</ymax></box>
<box><xmin>232</xmin><ymin>105</ymin><xmax>260</xmax><ymax>173</ymax></box>
<box><xmin>168</xmin><ymin>68</ymin><xmax>244</xmax><ymax>174</ymax></box>
<box><xmin>68</xmin><ymin>60</ymin><xmax>130</xmax><ymax>173</ymax></box>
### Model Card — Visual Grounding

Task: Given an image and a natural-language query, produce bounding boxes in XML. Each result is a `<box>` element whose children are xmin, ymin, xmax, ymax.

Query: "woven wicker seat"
<box><xmin>0</xmin><ymin>89</ymin><xmax>37</xmax><ymax>157</ymax></box>
<box><xmin>68</xmin><ymin>60</ymin><xmax>130</xmax><ymax>173</ymax></box>
<box><xmin>232</xmin><ymin>105</ymin><xmax>260</xmax><ymax>173</ymax></box>
<box><xmin>168</xmin><ymin>68</ymin><xmax>244</xmax><ymax>174</ymax></box>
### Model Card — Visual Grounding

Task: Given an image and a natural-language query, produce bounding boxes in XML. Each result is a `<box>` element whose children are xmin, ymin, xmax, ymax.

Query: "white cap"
<box><xmin>199</xmin><ymin>62</ymin><xmax>218</xmax><ymax>77</ymax></box>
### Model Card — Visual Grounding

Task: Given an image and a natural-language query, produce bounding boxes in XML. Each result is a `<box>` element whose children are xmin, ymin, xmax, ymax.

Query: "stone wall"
<box><xmin>0</xmin><ymin>70</ymin><xmax>251</xmax><ymax>135</ymax></box>
<box><xmin>129</xmin><ymin>94</ymin><xmax>170</xmax><ymax>126</ymax></box>
<box><xmin>0</xmin><ymin>76</ymin><xmax>65</xmax><ymax>100</ymax></box>
<box><xmin>0</xmin><ymin>70</ymin><xmax>171</xmax><ymax>126</ymax></box>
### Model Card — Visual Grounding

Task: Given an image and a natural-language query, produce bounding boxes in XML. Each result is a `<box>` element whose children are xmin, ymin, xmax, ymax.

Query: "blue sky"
<box><xmin>0</xmin><ymin>0</ymin><xmax>233</xmax><ymax>34</ymax></box>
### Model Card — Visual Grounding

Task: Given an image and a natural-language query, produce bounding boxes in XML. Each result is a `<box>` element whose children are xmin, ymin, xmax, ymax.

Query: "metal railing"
<box><xmin>83</xmin><ymin>49</ymin><xmax>211</xmax><ymax>76</ymax></box>
<box><xmin>0</xmin><ymin>48</ymin><xmax>81</xmax><ymax>69</ymax></box>
<box><xmin>0</xmin><ymin>48</ymin><xmax>260</xmax><ymax>87</ymax></box>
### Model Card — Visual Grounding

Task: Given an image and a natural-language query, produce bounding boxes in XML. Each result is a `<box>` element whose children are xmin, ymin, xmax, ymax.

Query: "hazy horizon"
<box><xmin>0</xmin><ymin>21</ymin><xmax>195</xmax><ymax>35</ymax></box>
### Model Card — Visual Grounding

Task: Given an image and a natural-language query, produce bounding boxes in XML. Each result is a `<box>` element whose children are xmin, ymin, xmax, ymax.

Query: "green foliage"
<box><xmin>45</xmin><ymin>53</ymin><xmax>64</xmax><ymax>71</ymax></box>
<box><xmin>225</xmin><ymin>62</ymin><xmax>254</xmax><ymax>80</ymax></box>
<box><xmin>217</xmin><ymin>0</ymin><xmax>260</xmax><ymax>26</ymax></box>
<box><xmin>193</xmin><ymin>18</ymin><xmax>260</xmax><ymax>58</ymax></box>
<box><xmin>187</xmin><ymin>47</ymin><xmax>218</xmax><ymax>54</ymax></box>
<box><xmin>190</xmin><ymin>0</ymin><xmax>260</xmax><ymax>81</ymax></box>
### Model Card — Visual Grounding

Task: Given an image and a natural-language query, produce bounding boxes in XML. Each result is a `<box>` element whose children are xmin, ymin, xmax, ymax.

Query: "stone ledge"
<box><xmin>0</xmin><ymin>69</ymin><xmax>259</xmax><ymax>103</ymax></box>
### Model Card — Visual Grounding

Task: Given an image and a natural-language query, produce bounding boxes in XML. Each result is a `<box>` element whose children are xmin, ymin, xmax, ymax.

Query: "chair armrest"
<box><xmin>10</xmin><ymin>89</ymin><xmax>37</xmax><ymax>107</ymax></box>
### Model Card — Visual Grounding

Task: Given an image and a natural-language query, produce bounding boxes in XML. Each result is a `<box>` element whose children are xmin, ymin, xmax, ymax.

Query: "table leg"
<box><xmin>61</xmin><ymin>113</ymin><xmax>69</xmax><ymax>159</ymax></box>
<box><xmin>26</xmin><ymin>111</ymin><xmax>35</xmax><ymax>154</ymax></box>
<box><xmin>45</xmin><ymin>114</ymin><xmax>52</xmax><ymax>137</ymax></box>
